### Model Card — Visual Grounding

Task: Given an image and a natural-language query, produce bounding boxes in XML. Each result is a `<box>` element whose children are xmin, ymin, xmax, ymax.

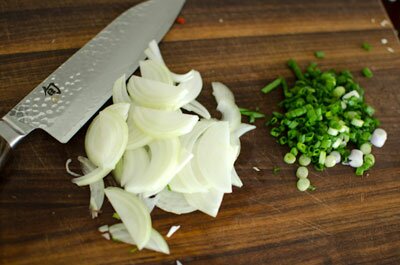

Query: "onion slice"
<box><xmin>145</xmin><ymin>40</ymin><xmax>194</xmax><ymax>83</ymax></box>
<box><xmin>128</xmin><ymin>76</ymin><xmax>188</xmax><ymax>110</ymax></box>
<box><xmin>124</xmin><ymin>138</ymin><xmax>180</xmax><ymax>195</ymax></box>
<box><xmin>71</xmin><ymin>166</ymin><xmax>110</xmax><ymax>186</ymax></box>
<box><xmin>182</xmin><ymin>100</ymin><xmax>211</xmax><ymax>119</ymax></box>
<box><xmin>140</xmin><ymin>60</ymin><xmax>173</xmax><ymax>85</ymax></box>
<box><xmin>194</xmin><ymin>122</ymin><xmax>233</xmax><ymax>193</ymax></box>
<box><xmin>85</xmin><ymin>108</ymin><xmax>128</xmax><ymax>169</ymax></box>
<box><xmin>169</xmin><ymin>120</ymin><xmax>216</xmax><ymax>193</ymax></box>
<box><xmin>104</xmin><ymin>187</ymin><xmax>152</xmax><ymax>250</ymax></box>
<box><xmin>109</xmin><ymin>223</ymin><xmax>169</xmax><ymax>254</ymax></box>
<box><xmin>155</xmin><ymin>188</ymin><xmax>196</xmax><ymax>215</ymax></box>
<box><xmin>126</xmin><ymin>113</ymin><xmax>153</xmax><ymax>150</ymax></box>
<box><xmin>231</xmin><ymin>168</ymin><xmax>243</xmax><ymax>188</ymax></box>
<box><xmin>120</xmin><ymin>147</ymin><xmax>150</xmax><ymax>187</ymax></box>
<box><xmin>184</xmin><ymin>189</ymin><xmax>224</xmax><ymax>218</ymax></box>
<box><xmin>112</xmin><ymin>75</ymin><xmax>131</xmax><ymax>104</ymax></box>
<box><xmin>212</xmin><ymin>82</ymin><xmax>235</xmax><ymax>103</ymax></box>
<box><xmin>131</xmin><ymin>106</ymin><xmax>198</xmax><ymax>138</ymax></box>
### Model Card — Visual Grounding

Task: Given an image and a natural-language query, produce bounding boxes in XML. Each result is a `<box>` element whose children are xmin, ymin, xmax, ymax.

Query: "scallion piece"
<box><xmin>361</xmin><ymin>42</ymin><xmax>372</xmax><ymax>51</ymax></box>
<box><xmin>314</xmin><ymin>51</ymin><xmax>325</xmax><ymax>59</ymax></box>
<box><xmin>261</xmin><ymin>78</ymin><xmax>282</xmax><ymax>94</ymax></box>
<box><xmin>297</xmin><ymin>178</ymin><xmax>311</xmax><ymax>191</ymax></box>
<box><xmin>362</xmin><ymin>67</ymin><xmax>373</xmax><ymax>78</ymax></box>
<box><xmin>360</xmin><ymin>143</ymin><xmax>372</xmax><ymax>154</ymax></box>
<box><xmin>288</xmin><ymin>59</ymin><xmax>304</xmax><ymax>80</ymax></box>
<box><xmin>239</xmin><ymin>108</ymin><xmax>265</xmax><ymax>123</ymax></box>
<box><xmin>296</xmin><ymin>166</ymin><xmax>309</xmax><ymax>179</ymax></box>
<box><xmin>284</xmin><ymin>153</ymin><xmax>296</xmax><ymax>164</ymax></box>
<box><xmin>324</xmin><ymin>155</ymin><xmax>336</xmax><ymax>167</ymax></box>
<box><xmin>299</xmin><ymin>155</ymin><xmax>311</xmax><ymax>166</ymax></box>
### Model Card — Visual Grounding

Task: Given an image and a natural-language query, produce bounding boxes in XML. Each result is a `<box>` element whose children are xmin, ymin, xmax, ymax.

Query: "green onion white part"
<box><xmin>371</xmin><ymin>128</ymin><xmax>387</xmax><ymax>147</ymax></box>
<box><xmin>297</xmin><ymin>178</ymin><xmax>311</xmax><ymax>192</ymax></box>
<box><xmin>348</xmin><ymin>149</ymin><xmax>364</xmax><ymax>168</ymax></box>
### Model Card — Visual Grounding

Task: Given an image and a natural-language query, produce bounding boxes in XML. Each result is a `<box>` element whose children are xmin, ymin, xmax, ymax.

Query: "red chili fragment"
<box><xmin>176</xmin><ymin>16</ymin><xmax>186</xmax><ymax>25</ymax></box>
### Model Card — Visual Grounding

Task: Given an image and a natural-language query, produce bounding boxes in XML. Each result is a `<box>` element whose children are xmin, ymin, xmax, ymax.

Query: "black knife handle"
<box><xmin>0</xmin><ymin>135</ymin><xmax>11</xmax><ymax>171</ymax></box>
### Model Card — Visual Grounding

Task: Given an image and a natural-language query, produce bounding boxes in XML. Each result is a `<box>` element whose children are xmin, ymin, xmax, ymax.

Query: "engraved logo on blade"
<box><xmin>43</xmin><ymin>83</ymin><xmax>61</xmax><ymax>97</ymax></box>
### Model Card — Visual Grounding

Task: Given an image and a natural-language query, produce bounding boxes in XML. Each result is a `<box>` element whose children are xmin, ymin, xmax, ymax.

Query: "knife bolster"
<box><xmin>0</xmin><ymin>120</ymin><xmax>25</xmax><ymax>171</ymax></box>
<box><xmin>0</xmin><ymin>135</ymin><xmax>11</xmax><ymax>170</ymax></box>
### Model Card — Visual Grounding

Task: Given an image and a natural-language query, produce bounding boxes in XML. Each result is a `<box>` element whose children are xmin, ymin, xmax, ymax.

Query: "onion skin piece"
<box><xmin>105</xmin><ymin>187</ymin><xmax>152</xmax><ymax>250</ymax></box>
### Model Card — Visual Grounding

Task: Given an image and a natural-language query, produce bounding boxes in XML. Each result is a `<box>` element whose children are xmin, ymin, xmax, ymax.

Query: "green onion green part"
<box><xmin>314</xmin><ymin>51</ymin><xmax>325</xmax><ymax>59</ymax></box>
<box><xmin>239</xmin><ymin>108</ymin><xmax>265</xmax><ymax>123</ymax></box>
<box><xmin>362</xmin><ymin>67</ymin><xmax>373</xmax><ymax>78</ymax></box>
<box><xmin>112</xmin><ymin>212</ymin><xmax>121</xmax><ymax>220</ymax></box>
<box><xmin>261</xmin><ymin>78</ymin><xmax>282</xmax><ymax>94</ymax></box>
<box><xmin>361</xmin><ymin>42</ymin><xmax>372</xmax><ymax>51</ymax></box>
<box><xmin>273</xmin><ymin>166</ymin><xmax>281</xmax><ymax>174</ymax></box>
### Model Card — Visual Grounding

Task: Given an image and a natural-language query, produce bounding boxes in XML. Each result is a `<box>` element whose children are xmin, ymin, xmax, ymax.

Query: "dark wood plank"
<box><xmin>1</xmin><ymin>0</ymin><xmax>400</xmax><ymax>264</ymax></box>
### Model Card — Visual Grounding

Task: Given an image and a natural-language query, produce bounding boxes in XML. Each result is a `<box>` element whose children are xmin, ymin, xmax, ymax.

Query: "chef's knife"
<box><xmin>0</xmin><ymin>0</ymin><xmax>186</xmax><ymax>170</ymax></box>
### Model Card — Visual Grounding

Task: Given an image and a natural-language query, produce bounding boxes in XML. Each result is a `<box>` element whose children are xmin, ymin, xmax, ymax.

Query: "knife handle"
<box><xmin>0</xmin><ymin>120</ymin><xmax>25</xmax><ymax>171</ymax></box>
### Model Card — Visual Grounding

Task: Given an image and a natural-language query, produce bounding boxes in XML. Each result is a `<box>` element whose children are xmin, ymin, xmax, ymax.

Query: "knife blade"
<box><xmin>0</xmin><ymin>0</ymin><xmax>186</xmax><ymax>170</ymax></box>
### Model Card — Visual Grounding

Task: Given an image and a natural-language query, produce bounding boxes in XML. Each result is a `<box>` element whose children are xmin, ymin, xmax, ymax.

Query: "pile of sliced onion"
<box><xmin>67</xmin><ymin>41</ymin><xmax>255</xmax><ymax>254</ymax></box>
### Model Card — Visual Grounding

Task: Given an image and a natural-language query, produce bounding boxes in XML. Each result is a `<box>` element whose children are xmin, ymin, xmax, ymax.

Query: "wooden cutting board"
<box><xmin>1</xmin><ymin>0</ymin><xmax>400</xmax><ymax>264</ymax></box>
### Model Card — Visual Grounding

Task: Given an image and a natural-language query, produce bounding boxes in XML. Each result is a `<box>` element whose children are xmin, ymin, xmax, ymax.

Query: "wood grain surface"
<box><xmin>1</xmin><ymin>0</ymin><xmax>400</xmax><ymax>264</ymax></box>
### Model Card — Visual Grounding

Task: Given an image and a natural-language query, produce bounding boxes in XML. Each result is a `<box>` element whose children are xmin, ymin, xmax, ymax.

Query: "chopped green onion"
<box><xmin>284</xmin><ymin>152</ymin><xmax>296</xmax><ymax>164</ymax></box>
<box><xmin>288</xmin><ymin>59</ymin><xmax>304</xmax><ymax>80</ymax></box>
<box><xmin>362</xmin><ymin>67</ymin><xmax>373</xmax><ymax>78</ymax></box>
<box><xmin>112</xmin><ymin>212</ymin><xmax>121</xmax><ymax>220</ymax></box>
<box><xmin>351</xmin><ymin>118</ymin><xmax>364</xmax><ymax>127</ymax></box>
<box><xmin>314</xmin><ymin>51</ymin><xmax>325</xmax><ymax>59</ymax></box>
<box><xmin>361</xmin><ymin>42</ymin><xmax>372</xmax><ymax>51</ymax></box>
<box><xmin>273</xmin><ymin>166</ymin><xmax>281</xmax><ymax>174</ymax></box>
<box><xmin>299</xmin><ymin>155</ymin><xmax>311</xmax><ymax>166</ymax></box>
<box><xmin>364</xmin><ymin>153</ymin><xmax>375</xmax><ymax>165</ymax></box>
<box><xmin>261</xmin><ymin>78</ymin><xmax>282</xmax><ymax>94</ymax></box>
<box><xmin>297</xmin><ymin>178</ymin><xmax>311</xmax><ymax>191</ymax></box>
<box><xmin>239</xmin><ymin>108</ymin><xmax>265</xmax><ymax>123</ymax></box>
<box><xmin>318</xmin><ymin>151</ymin><xmax>326</xmax><ymax>165</ymax></box>
<box><xmin>290</xmin><ymin>147</ymin><xmax>298</xmax><ymax>156</ymax></box>
<box><xmin>360</xmin><ymin>143</ymin><xmax>372</xmax><ymax>154</ymax></box>
<box><xmin>307</xmin><ymin>184</ymin><xmax>317</xmax><ymax>191</ymax></box>
<box><xmin>265</xmin><ymin>60</ymin><xmax>383</xmax><ymax>191</ymax></box>
<box><xmin>324</xmin><ymin>155</ymin><xmax>336</xmax><ymax>167</ymax></box>
<box><xmin>296</xmin><ymin>166</ymin><xmax>309</xmax><ymax>179</ymax></box>
<box><xmin>333</xmin><ymin>86</ymin><xmax>346</xmax><ymax>98</ymax></box>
